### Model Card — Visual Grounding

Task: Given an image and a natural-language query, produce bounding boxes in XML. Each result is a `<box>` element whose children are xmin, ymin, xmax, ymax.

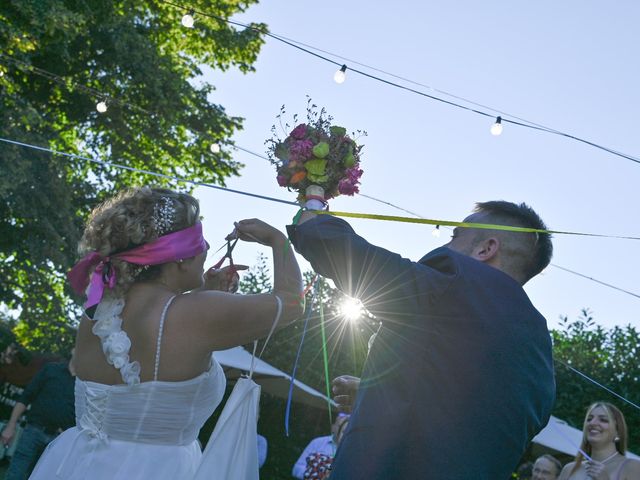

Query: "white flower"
<box><xmin>92</xmin><ymin>298</ymin><xmax>124</xmax><ymax>337</ymax></box>
<box><xmin>121</xmin><ymin>361</ymin><xmax>141</xmax><ymax>385</ymax></box>
<box><xmin>87</xmin><ymin>296</ymin><xmax>140</xmax><ymax>385</ymax></box>
<box><xmin>111</xmin><ymin>354</ymin><xmax>127</xmax><ymax>369</ymax></box>
<box><xmin>92</xmin><ymin>316</ymin><xmax>122</xmax><ymax>337</ymax></box>
<box><xmin>104</xmin><ymin>330</ymin><xmax>131</xmax><ymax>356</ymax></box>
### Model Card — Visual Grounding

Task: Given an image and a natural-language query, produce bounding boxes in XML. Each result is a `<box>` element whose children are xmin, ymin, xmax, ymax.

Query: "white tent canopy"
<box><xmin>213</xmin><ymin>346</ymin><xmax>334</xmax><ymax>410</ymax></box>
<box><xmin>532</xmin><ymin>415</ymin><xmax>639</xmax><ymax>460</ymax></box>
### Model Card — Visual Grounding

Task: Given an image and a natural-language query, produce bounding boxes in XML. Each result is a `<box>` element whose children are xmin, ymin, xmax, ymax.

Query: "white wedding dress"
<box><xmin>29</xmin><ymin>295</ymin><xmax>261</xmax><ymax>479</ymax></box>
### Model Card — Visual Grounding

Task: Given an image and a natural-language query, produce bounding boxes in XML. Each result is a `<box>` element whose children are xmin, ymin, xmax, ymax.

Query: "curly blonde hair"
<box><xmin>78</xmin><ymin>187</ymin><xmax>200</xmax><ymax>296</ymax></box>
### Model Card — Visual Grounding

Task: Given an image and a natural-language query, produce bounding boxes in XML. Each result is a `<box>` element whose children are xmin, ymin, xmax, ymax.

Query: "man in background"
<box><xmin>532</xmin><ymin>454</ymin><xmax>562</xmax><ymax>480</ymax></box>
<box><xmin>1</xmin><ymin>349</ymin><xmax>76</xmax><ymax>479</ymax></box>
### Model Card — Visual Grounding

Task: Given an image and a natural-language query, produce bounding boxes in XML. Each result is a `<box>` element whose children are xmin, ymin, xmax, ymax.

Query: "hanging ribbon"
<box><xmin>284</xmin><ymin>276</ymin><xmax>320</xmax><ymax>436</ymax></box>
<box><xmin>318</xmin><ymin>278</ymin><xmax>334</xmax><ymax>428</ymax></box>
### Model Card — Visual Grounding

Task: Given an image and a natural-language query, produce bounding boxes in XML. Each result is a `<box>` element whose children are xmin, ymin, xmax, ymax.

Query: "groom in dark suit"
<box><xmin>288</xmin><ymin>201</ymin><xmax>555</xmax><ymax>480</ymax></box>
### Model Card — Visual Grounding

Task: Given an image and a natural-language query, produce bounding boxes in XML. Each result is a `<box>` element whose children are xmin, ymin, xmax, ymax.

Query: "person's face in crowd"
<box><xmin>585</xmin><ymin>405</ymin><xmax>617</xmax><ymax>447</ymax></box>
<box><xmin>532</xmin><ymin>457</ymin><xmax>559</xmax><ymax>480</ymax></box>
<box><xmin>0</xmin><ymin>344</ymin><xmax>18</xmax><ymax>365</ymax></box>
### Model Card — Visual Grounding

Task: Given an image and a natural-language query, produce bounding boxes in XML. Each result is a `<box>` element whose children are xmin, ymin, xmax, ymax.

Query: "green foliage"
<box><xmin>551</xmin><ymin>309</ymin><xmax>640</xmax><ymax>453</ymax></box>
<box><xmin>0</xmin><ymin>0</ymin><xmax>267</xmax><ymax>347</ymax></box>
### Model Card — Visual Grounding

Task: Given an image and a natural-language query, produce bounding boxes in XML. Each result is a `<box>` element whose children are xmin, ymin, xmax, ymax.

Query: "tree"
<box><xmin>0</xmin><ymin>0</ymin><xmax>267</xmax><ymax>351</ymax></box>
<box><xmin>551</xmin><ymin>309</ymin><xmax>640</xmax><ymax>453</ymax></box>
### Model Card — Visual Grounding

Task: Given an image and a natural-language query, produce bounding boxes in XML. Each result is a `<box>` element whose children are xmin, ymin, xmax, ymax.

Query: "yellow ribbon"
<box><xmin>316</xmin><ymin>210</ymin><xmax>640</xmax><ymax>241</ymax></box>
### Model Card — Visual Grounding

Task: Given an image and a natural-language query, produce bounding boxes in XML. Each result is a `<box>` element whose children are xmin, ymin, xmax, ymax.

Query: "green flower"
<box><xmin>312</xmin><ymin>142</ymin><xmax>330</xmax><ymax>158</ymax></box>
<box><xmin>344</xmin><ymin>152</ymin><xmax>356</xmax><ymax>167</ymax></box>
<box><xmin>305</xmin><ymin>158</ymin><xmax>327</xmax><ymax>175</ymax></box>
<box><xmin>330</xmin><ymin>126</ymin><xmax>347</xmax><ymax>137</ymax></box>
<box><xmin>307</xmin><ymin>173</ymin><xmax>329</xmax><ymax>183</ymax></box>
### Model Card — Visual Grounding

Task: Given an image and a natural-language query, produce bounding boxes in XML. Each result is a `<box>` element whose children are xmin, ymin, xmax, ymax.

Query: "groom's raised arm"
<box><xmin>287</xmin><ymin>214</ymin><xmax>456</xmax><ymax>318</ymax></box>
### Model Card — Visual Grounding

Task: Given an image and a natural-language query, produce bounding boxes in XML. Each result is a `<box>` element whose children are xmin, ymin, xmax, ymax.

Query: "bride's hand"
<box><xmin>227</xmin><ymin>219</ymin><xmax>286</xmax><ymax>247</ymax></box>
<box><xmin>203</xmin><ymin>265</ymin><xmax>248</xmax><ymax>293</ymax></box>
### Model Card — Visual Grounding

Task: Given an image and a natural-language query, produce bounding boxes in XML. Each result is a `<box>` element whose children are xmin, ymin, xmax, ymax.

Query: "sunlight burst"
<box><xmin>339</xmin><ymin>297</ymin><xmax>364</xmax><ymax>323</ymax></box>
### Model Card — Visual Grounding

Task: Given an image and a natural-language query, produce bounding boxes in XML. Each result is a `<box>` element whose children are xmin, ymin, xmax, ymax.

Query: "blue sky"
<box><xmin>194</xmin><ymin>0</ymin><xmax>639</xmax><ymax>331</ymax></box>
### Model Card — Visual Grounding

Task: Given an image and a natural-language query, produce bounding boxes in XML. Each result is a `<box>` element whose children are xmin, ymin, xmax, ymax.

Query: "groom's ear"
<box><xmin>473</xmin><ymin>237</ymin><xmax>500</xmax><ymax>263</ymax></box>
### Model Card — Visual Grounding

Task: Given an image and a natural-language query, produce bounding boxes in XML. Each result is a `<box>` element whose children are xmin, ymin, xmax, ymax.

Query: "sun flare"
<box><xmin>339</xmin><ymin>297</ymin><xmax>364</xmax><ymax>323</ymax></box>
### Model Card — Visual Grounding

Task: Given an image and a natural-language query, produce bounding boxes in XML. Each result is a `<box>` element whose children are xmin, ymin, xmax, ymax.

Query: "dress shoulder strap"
<box><xmin>153</xmin><ymin>295</ymin><xmax>178</xmax><ymax>381</ymax></box>
<box><xmin>612</xmin><ymin>458</ymin><xmax>631</xmax><ymax>480</ymax></box>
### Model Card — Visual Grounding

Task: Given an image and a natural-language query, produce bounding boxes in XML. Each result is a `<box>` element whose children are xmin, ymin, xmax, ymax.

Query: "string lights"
<box><xmin>209</xmin><ymin>143</ymin><xmax>221</xmax><ymax>153</ymax></box>
<box><xmin>490</xmin><ymin>116</ymin><xmax>503</xmax><ymax>136</ymax></box>
<box><xmin>181</xmin><ymin>10</ymin><xmax>195</xmax><ymax>28</ymax></box>
<box><xmin>333</xmin><ymin>64</ymin><xmax>347</xmax><ymax>84</ymax></box>
<box><xmin>157</xmin><ymin>1</ymin><xmax>640</xmax><ymax>165</ymax></box>
<box><xmin>96</xmin><ymin>100</ymin><xmax>108</xmax><ymax>113</ymax></box>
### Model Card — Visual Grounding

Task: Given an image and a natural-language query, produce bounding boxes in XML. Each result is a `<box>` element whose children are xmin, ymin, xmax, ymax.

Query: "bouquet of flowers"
<box><xmin>267</xmin><ymin>101</ymin><xmax>365</xmax><ymax>209</ymax></box>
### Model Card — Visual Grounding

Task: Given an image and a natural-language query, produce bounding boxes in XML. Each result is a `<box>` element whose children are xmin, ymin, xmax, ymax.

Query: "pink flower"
<box><xmin>276</xmin><ymin>174</ymin><xmax>288</xmax><ymax>186</ymax></box>
<box><xmin>289</xmin><ymin>139</ymin><xmax>313</xmax><ymax>162</ymax></box>
<box><xmin>338</xmin><ymin>167</ymin><xmax>363</xmax><ymax>196</ymax></box>
<box><xmin>290</xmin><ymin>124</ymin><xmax>308</xmax><ymax>140</ymax></box>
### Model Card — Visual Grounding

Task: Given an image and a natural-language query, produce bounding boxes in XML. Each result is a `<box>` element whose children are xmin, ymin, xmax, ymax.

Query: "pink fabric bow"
<box><xmin>68</xmin><ymin>223</ymin><xmax>207</xmax><ymax>308</ymax></box>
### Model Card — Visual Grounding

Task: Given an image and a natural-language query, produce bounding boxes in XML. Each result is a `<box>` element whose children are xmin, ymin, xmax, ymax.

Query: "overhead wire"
<box><xmin>158</xmin><ymin>0</ymin><xmax>640</xmax><ymax>165</ymax></box>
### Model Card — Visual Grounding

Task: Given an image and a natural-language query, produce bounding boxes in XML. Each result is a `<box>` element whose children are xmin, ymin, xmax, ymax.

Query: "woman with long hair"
<box><xmin>558</xmin><ymin>402</ymin><xmax>640</xmax><ymax>480</ymax></box>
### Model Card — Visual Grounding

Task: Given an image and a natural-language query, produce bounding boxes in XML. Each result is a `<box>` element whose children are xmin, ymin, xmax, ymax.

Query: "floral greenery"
<box><xmin>266</xmin><ymin>98</ymin><xmax>366</xmax><ymax>203</ymax></box>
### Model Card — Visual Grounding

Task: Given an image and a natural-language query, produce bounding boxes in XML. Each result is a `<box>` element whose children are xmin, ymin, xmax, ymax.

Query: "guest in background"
<box><xmin>516</xmin><ymin>461</ymin><xmax>533</xmax><ymax>479</ymax></box>
<box><xmin>1</xmin><ymin>350</ymin><xmax>76</xmax><ymax>480</ymax></box>
<box><xmin>0</xmin><ymin>328</ymin><xmax>63</xmax><ymax>388</ymax></box>
<box><xmin>532</xmin><ymin>454</ymin><xmax>561</xmax><ymax>480</ymax></box>
<box><xmin>558</xmin><ymin>402</ymin><xmax>640</xmax><ymax>480</ymax></box>
<box><xmin>292</xmin><ymin>414</ymin><xmax>349</xmax><ymax>479</ymax></box>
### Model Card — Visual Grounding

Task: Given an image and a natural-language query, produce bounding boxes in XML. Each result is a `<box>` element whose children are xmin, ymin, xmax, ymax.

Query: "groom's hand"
<box><xmin>332</xmin><ymin>375</ymin><xmax>360</xmax><ymax>413</ymax></box>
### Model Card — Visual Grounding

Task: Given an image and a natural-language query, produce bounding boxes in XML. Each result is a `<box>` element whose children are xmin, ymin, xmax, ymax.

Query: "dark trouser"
<box><xmin>5</xmin><ymin>424</ymin><xmax>56</xmax><ymax>480</ymax></box>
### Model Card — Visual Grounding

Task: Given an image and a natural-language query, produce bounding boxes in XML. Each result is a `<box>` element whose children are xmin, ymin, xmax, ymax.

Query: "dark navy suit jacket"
<box><xmin>288</xmin><ymin>215</ymin><xmax>555</xmax><ymax>480</ymax></box>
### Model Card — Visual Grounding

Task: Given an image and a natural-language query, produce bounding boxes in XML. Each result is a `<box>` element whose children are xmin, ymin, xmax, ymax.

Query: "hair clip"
<box><xmin>153</xmin><ymin>197</ymin><xmax>176</xmax><ymax>235</ymax></box>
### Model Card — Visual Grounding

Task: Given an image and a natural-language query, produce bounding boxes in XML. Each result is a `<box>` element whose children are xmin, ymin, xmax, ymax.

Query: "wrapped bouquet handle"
<box><xmin>304</xmin><ymin>185</ymin><xmax>327</xmax><ymax>211</ymax></box>
<box><xmin>267</xmin><ymin>104</ymin><xmax>365</xmax><ymax>207</ymax></box>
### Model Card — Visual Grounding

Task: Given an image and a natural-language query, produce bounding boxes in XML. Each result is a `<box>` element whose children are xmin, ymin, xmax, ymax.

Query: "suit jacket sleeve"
<box><xmin>288</xmin><ymin>215</ymin><xmax>456</xmax><ymax>318</ymax></box>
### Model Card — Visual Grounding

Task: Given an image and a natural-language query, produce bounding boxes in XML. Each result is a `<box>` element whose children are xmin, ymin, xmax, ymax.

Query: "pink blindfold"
<box><xmin>68</xmin><ymin>223</ymin><xmax>207</xmax><ymax>308</ymax></box>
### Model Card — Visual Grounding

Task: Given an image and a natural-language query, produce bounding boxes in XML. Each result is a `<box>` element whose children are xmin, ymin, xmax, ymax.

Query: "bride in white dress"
<box><xmin>29</xmin><ymin>187</ymin><xmax>303</xmax><ymax>479</ymax></box>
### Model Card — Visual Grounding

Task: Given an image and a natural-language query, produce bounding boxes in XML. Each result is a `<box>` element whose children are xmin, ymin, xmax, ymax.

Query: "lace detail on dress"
<box><xmin>92</xmin><ymin>296</ymin><xmax>141</xmax><ymax>385</ymax></box>
<box><xmin>78</xmin><ymin>384</ymin><xmax>109</xmax><ymax>441</ymax></box>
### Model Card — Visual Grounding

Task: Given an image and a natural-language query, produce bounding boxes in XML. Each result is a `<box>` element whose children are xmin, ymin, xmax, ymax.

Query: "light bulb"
<box><xmin>334</xmin><ymin>64</ymin><xmax>347</xmax><ymax>84</ymax></box>
<box><xmin>431</xmin><ymin>225</ymin><xmax>441</xmax><ymax>237</ymax></box>
<box><xmin>0</xmin><ymin>70</ymin><xmax>4</xmax><ymax>78</ymax></box>
<box><xmin>210</xmin><ymin>143</ymin><xmax>221</xmax><ymax>154</ymax></box>
<box><xmin>181</xmin><ymin>12</ymin><xmax>195</xmax><ymax>28</ymax></box>
<box><xmin>96</xmin><ymin>101</ymin><xmax>108</xmax><ymax>113</ymax></box>
<box><xmin>490</xmin><ymin>116</ymin><xmax>503</xmax><ymax>136</ymax></box>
